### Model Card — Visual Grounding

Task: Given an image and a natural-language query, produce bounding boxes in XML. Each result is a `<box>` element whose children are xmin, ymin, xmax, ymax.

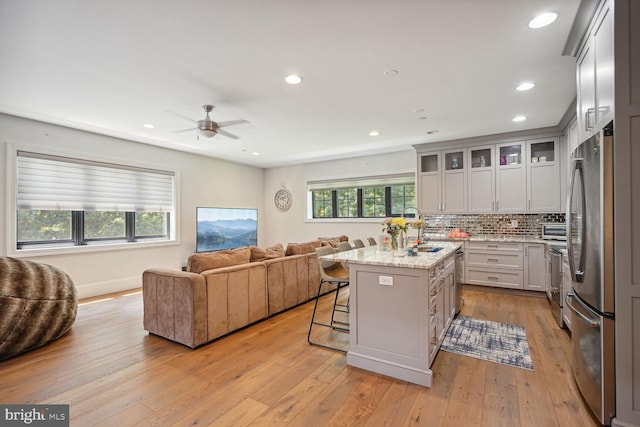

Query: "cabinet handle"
<box><xmin>528</xmin><ymin>200</ymin><xmax>531</xmax><ymax>209</ymax></box>
<box><xmin>487</xmin><ymin>258</ymin><xmax>498</xmax><ymax>263</ymax></box>
<box><xmin>496</xmin><ymin>200</ymin><xmax>500</xmax><ymax>210</ymax></box>
<box><xmin>525</xmin><ymin>246</ymin><xmax>528</xmax><ymax>256</ymax></box>
<box><xmin>487</xmin><ymin>244</ymin><xmax>498</xmax><ymax>248</ymax></box>
<box><xmin>585</xmin><ymin>108</ymin><xmax>595</xmax><ymax>131</ymax></box>
<box><xmin>488</xmin><ymin>276</ymin><xmax>499</xmax><ymax>281</ymax></box>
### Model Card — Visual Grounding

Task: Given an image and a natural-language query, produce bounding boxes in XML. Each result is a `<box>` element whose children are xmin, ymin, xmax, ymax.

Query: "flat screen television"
<box><xmin>196</xmin><ymin>207</ymin><xmax>258</xmax><ymax>253</ymax></box>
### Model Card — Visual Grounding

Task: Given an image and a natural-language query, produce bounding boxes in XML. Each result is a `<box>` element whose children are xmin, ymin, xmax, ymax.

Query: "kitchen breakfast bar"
<box><xmin>321</xmin><ymin>241</ymin><xmax>462</xmax><ymax>387</ymax></box>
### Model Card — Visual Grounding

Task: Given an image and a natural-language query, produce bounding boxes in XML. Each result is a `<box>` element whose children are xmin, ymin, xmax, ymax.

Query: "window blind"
<box><xmin>17</xmin><ymin>151</ymin><xmax>175</xmax><ymax>212</ymax></box>
<box><xmin>307</xmin><ymin>173</ymin><xmax>414</xmax><ymax>191</ymax></box>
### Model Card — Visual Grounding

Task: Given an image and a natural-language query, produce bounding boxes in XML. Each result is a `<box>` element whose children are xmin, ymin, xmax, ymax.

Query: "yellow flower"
<box><xmin>391</xmin><ymin>217</ymin><xmax>407</xmax><ymax>229</ymax></box>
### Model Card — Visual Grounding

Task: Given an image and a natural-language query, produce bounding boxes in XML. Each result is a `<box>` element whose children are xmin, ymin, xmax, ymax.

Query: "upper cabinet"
<box><xmin>577</xmin><ymin>0</ymin><xmax>614</xmax><ymax>143</ymax></box>
<box><xmin>527</xmin><ymin>138</ymin><xmax>561</xmax><ymax>212</ymax></box>
<box><xmin>468</xmin><ymin>145</ymin><xmax>495</xmax><ymax>213</ymax></box>
<box><xmin>495</xmin><ymin>141</ymin><xmax>527</xmax><ymax>212</ymax></box>
<box><xmin>419</xmin><ymin>135</ymin><xmax>564</xmax><ymax>215</ymax></box>
<box><xmin>418</xmin><ymin>149</ymin><xmax>467</xmax><ymax>214</ymax></box>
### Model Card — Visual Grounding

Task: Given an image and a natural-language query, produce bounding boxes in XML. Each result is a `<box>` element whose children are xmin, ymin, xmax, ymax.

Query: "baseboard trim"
<box><xmin>76</xmin><ymin>276</ymin><xmax>141</xmax><ymax>299</ymax></box>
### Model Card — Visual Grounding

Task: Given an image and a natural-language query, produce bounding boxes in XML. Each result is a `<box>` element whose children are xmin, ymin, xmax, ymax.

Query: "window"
<box><xmin>15</xmin><ymin>151</ymin><xmax>175</xmax><ymax>250</ymax></box>
<box><xmin>336</xmin><ymin>188</ymin><xmax>358</xmax><ymax>217</ymax></box>
<box><xmin>308</xmin><ymin>174</ymin><xmax>415</xmax><ymax>219</ymax></box>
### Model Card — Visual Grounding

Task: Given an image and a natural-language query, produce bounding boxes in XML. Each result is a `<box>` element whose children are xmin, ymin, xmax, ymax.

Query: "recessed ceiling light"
<box><xmin>516</xmin><ymin>82</ymin><xmax>536</xmax><ymax>91</ymax></box>
<box><xmin>412</xmin><ymin>108</ymin><xmax>424</xmax><ymax>113</ymax></box>
<box><xmin>369</xmin><ymin>130</ymin><xmax>380</xmax><ymax>137</ymax></box>
<box><xmin>384</xmin><ymin>69</ymin><xmax>399</xmax><ymax>77</ymax></box>
<box><xmin>284</xmin><ymin>74</ymin><xmax>302</xmax><ymax>85</ymax></box>
<box><xmin>512</xmin><ymin>115</ymin><xmax>527</xmax><ymax>122</ymax></box>
<box><xmin>143</xmin><ymin>123</ymin><xmax>156</xmax><ymax>129</ymax></box>
<box><xmin>426</xmin><ymin>130</ymin><xmax>439</xmax><ymax>135</ymax></box>
<box><xmin>419</xmin><ymin>116</ymin><xmax>428</xmax><ymax>120</ymax></box>
<box><xmin>528</xmin><ymin>12</ymin><xmax>557</xmax><ymax>29</ymax></box>
<box><xmin>251</xmin><ymin>151</ymin><xmax>260</xmax><ymax>156</ymax></box>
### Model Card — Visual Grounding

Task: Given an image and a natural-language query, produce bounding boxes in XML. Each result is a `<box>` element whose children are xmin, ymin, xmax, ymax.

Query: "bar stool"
<box><xmin>367</xmin><ymin>237</ymin><xmax>377</xmax><ymax>246</ymax></box>
<box><xmin>353</xmin><ymin>239</ymin><xmax>365</xmax><ymax>248</ymax></box>
<box><xmin>307</xmin><ymin>246</ymin><xmax>349</xmax><ymax>352</ymax></box>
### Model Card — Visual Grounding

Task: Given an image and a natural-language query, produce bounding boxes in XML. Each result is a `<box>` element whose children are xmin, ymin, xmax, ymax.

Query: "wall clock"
<box><xmin>274</xmin><ymin>183</ymin><xmax>292</xmax><ymax>211</ymax></box>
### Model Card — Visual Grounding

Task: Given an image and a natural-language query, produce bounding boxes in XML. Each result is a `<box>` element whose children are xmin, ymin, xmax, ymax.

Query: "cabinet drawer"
<box><xmin>466</xmin><ymin>241</ymin><xmax>523</xmax><ymax>252</ymax></box>
<box><xmin>465</xmin><ymin>267</ymin><xmax>523</xmax><ymax>289</ymax></box>
<box><xmin>466</xmin><ymin>251</ymin><xmax>523</xmax><ymax>270</ymax></box>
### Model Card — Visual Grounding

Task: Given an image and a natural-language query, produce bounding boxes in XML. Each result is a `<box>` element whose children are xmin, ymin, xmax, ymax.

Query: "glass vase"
<box><xmin>390</xmin><ymin>233</ymin><xmax>398</xmax><ymax>251</ymax></box>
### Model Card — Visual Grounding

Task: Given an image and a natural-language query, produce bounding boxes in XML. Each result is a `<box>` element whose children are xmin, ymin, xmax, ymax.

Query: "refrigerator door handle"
<box><xmin>565</xmin><ymin>293</ymin><xmax>600</xmax><ymax>328</ymax></box>
<box><xmin>566</xmin><ymin>157</ymin><xmax>586</xmax><ymax>283</ymax></box>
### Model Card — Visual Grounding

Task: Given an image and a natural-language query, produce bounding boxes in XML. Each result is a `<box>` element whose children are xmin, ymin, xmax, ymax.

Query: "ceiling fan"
<box><xmin>173</xmin><ymin>105</ymin><xmax>248</xmax><ymax>139</ymax></box>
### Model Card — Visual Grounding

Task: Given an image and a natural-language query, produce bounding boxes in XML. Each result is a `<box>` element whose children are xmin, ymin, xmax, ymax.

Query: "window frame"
<box><xmin>7</xmin><ymin>144</ymin><xmax>179</xmax><ymax>257</ymax></box>
<box><xmin>309</xmin><ymin>177</ymin><xmax>416</xmax><ymax>220</ymax></box>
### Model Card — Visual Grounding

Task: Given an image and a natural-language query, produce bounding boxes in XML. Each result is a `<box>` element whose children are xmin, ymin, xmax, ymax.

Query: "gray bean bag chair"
<box><xmin>0</xmin><ymin>257</ymin><xmax>77</xmax><ymax>361</ymax></box>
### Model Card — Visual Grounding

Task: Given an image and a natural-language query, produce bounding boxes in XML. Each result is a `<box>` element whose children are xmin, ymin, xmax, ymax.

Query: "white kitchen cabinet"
<box><xmin>465</xmin><ymin>241</ymin><xmax>524</xmax><ymax>289</ymax></box>
<box><xmin>468</xmin><ymin>145</ymin><xmax>495</xmax><ymax>213</ymax></box>
<box><xmin>523</xmin><ymin>243</ymin><xmax>546</xmax><ymax>291</ymax></box>
<box><xmin>577</xmin><ymin>0</ymin><xmax>614</xmax><ymax>142</ymax></box>
<box><xmin>468</xmin><ymin>141</ymin><xmax>527</xmax><ymax>213</ymax></box>
<box><xmin>526</xmin><ymin>138</ymin><xmax>562</xmax><ymax>212</ymax></box>
<box><xmin>495</xmin><ymin>141</ymin><xmax>526</xmax><ymax>212</ymax></box>
<box><xmin>418</xmin><ymin>149</ymin><xmax>466</xmax><ymax>214</ymax></box>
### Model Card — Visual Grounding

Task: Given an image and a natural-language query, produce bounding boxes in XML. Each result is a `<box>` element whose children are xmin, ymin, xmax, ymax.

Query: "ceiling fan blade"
<box><xmin>172</xmin><ymin>128</ymin><xmax>196</xmax><ymax>134</ymax></box>
<box><xmin>217</xmin><ymin>129</ymin><xmax>240</xmax><ymax>139</ymax></box>
<box><xmin>217</xmin><ymin>119</ymin><xmax>249</xmax><ymax>128</ymax></box>
<box><xmin>165</xmin><ymin>109</ymin><xmax>197</xmax><ymax>124</ymax></box>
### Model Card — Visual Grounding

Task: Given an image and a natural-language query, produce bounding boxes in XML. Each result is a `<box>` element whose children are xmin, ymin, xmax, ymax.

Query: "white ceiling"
<box><xmin>0</xmin><ymin>0</ymin><xmax>580</xmax><ymax>168</ymax></box>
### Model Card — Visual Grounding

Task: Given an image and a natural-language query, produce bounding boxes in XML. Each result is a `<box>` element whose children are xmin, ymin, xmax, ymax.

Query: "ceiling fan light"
<box><xmin>199</xmin><ymin>129</ymin><xmax>217</xmax><ymax>138</ymax></box>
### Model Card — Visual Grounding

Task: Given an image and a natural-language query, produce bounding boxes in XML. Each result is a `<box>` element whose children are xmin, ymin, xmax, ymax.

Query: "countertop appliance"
<box><xmin>541</xmin><ymin>222</ymin><xmax>567</xmax><ymax>241</ymax></box>
<box><xmin>566</xmin><ymin>123</ymin><xmax>615</xmax><ymax>425</ymax></box>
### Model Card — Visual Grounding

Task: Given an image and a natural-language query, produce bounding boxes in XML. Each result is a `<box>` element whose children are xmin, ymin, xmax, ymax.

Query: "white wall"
<box><xmin>0</xmin><ymin>113</ymin><xmax>265</xmax><ymax>298</ymax></box>
<box><xmin>263</xmin><ymin>150</ymin><xmax>417</xmax><ymax>246</ymax></box>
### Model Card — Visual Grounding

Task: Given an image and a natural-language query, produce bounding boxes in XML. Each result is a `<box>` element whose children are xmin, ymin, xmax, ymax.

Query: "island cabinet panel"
<box><xmin>322</xmin><ymin>243</ymin><xmax>462</xmax><ymax>388</ymax></box>
<box><xmin>347</xmin><ymin>264</ymin><xmax>433</xmax><ymax>386</ymax></box>
<box><xmin>352</xmin><ymin>269</ymin><xmax>423</xmax><ymax>358</ymax></box>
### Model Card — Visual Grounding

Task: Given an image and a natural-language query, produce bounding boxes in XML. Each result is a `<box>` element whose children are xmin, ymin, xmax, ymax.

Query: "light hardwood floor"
<box><xmin>0</xmin><ymin>288</ymin><xmax>598</xmax><ymax>426</ymax></box>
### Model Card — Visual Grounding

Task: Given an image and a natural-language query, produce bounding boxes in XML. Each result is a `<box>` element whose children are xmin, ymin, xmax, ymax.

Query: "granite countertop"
<box><xmin>320</xmin><ymin>241</ymin><xmax>462</xmax><ymax>270</ymax></box>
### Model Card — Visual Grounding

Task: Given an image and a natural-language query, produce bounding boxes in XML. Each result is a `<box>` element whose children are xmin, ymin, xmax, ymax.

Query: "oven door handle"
<box><xmin>565</xmin><ymin>293</ymin><xmax>600</xmax><ymax>328</ymax></box>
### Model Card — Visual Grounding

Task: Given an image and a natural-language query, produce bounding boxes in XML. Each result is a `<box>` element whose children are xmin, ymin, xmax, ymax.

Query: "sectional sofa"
<box><xmin>142</xmin><ymin>237</ymin><xmax>348</xmax><ymax>348</ymax></box>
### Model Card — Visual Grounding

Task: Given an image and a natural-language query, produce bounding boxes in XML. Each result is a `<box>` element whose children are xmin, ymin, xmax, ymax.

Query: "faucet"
<box><xmin>402</xmin><ymin>206</ymin><xmax>425</xmax><ymax>242</ymax></box>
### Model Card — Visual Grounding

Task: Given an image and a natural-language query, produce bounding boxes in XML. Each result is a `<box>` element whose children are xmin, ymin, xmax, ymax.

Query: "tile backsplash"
<box><xmin>421</xmin><ymin>213</ymin><xmax>565</xmax><ymax>237</ymax></box>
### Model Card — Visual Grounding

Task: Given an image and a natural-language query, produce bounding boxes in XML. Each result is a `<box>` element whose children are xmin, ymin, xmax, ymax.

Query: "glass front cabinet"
<box><xmin>526</xmin><ymin>137</ymin><xmax>561</xmax><ymax>212</ymax></box>
<box><xmin>418</xmin><ymin>149</ymin><xmax>466</xmax><ymax>214</ymax></box>
<box><xmin>418</xmin><ymin>136</ymin><xmax>563</xmax><ymax>215</ymax></box>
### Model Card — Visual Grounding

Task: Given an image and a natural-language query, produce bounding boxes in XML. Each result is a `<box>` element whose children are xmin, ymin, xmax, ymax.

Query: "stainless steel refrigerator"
<box><xmin>565</xmin><ymin>123</ymin><xmax>615</xmax><ymax>425</ymax></box>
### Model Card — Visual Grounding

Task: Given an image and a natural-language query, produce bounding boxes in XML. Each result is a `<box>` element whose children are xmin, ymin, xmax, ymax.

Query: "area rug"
<box><xmin>441</xmin><ymin>315</ymin><xmax>534</xmax><ymax>371</ymax></box>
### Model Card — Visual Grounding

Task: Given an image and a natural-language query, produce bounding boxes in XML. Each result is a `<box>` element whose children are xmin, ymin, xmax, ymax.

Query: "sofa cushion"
<box><xmin>285</xmin><ymin>240</ymin><xmax>322</xmax><ymax>256</ymax></box>
<box><xmin>317</xmin><ymin>235</ymin><xmax>349</xmax><ymax>242</ymax></box>
<box><xmin>250</xmin><ymin>243</ymin><xmax>285</xmax><ymax>262</ymax></box>
<box><xmin>320</xmin><ymin>238</ymin><xmax>341</xmax><ymax>248</ymax></box>
<box><xmin>187</xmin><ymin>247</ymin><xmax>251</xmax><ymax>274</ymax></box>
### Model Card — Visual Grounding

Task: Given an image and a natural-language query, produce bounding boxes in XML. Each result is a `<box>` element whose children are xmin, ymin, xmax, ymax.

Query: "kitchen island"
<box><xmin>321</xmin><ymin>241</ymin><xmax>462</xmax><ymax>387</ymax></box>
